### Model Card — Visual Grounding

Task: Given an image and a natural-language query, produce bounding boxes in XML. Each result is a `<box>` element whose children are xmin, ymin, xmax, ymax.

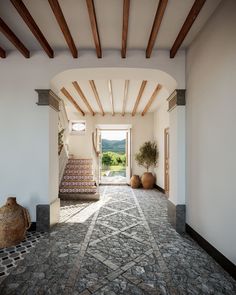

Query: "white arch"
<box><xmin>50</xmin><ymin>67</ymin><xmax>177</xmax><ymax>97</ymax></box>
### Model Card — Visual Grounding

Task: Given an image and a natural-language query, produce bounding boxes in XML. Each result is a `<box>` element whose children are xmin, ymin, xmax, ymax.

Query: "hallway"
<box><xmin>0</xmin><ymin>186</ymin><xmax>235</xmax><ymax>294</ymax></box>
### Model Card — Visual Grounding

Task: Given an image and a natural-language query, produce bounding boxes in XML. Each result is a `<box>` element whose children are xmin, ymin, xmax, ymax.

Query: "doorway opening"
<box><xmin>101</xmin><ymin>130</ymin><xmax>127</xmax><ymax>184</ymax></box>
<box><xmin>97</xmin><ymin>128</ymin><xmax>131</xmax><ymax>184</ymax></box>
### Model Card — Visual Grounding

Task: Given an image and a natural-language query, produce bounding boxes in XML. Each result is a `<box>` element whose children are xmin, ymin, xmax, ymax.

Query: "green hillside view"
<box><xmin>101</xmin><ymin>139</ymin><xmax>126</xmax><ymax>179</ymax></box>
<box><xmin>102</xmin><ymin>139</ymin><xmax>125</xmax><ymax>153</ymax></box>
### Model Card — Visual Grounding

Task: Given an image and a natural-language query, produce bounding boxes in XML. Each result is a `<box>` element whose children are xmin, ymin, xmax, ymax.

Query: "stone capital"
<box><xmin>35</xmin><ymin>89</ymin><xmax>61</xmax><ymax>112</ymax></box>
<box><xmin>167</xmin><ymin>89</ymin><xmax>186</xmax><ymax>112</ymax></box>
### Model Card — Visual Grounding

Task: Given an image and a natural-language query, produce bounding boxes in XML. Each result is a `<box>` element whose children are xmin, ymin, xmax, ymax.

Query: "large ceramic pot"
<box><xmin>141</xmin><ymin>172</ymin><xmax>155</xmax><ymax>189</ymax></box>
<box><xmin>130</xmin><ymin>175</ymin><xmax>141</xmax><ymax>188</ymax></box>
<box><xmin>0</xmin><ymin>197</ymin><xmax>31</xmax><ymax>248</ymax></box>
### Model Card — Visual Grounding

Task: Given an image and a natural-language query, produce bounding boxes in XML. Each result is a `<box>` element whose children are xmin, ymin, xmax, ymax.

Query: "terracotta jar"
<box><xmin>130</xmin><ymin>175</ymin><xmax>141</xmax><ymax>188</ymax></box>
<box><xmin>141</xmin><ymin>172</ymin><xmax>155</xmax><ymax>189</ymax></box>
<box><xmin>0</xmin><ymin>197</ymin><xmax>31</xmax><ymax>248</ymax></box>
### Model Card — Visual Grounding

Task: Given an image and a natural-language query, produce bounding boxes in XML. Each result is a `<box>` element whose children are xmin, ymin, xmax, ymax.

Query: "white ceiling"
<box><xmin>0</xmin><ymin>0</ymin><xmax>221</xmax><ymax>116</ymax></box>
<box><xmin>62</xmin><ymin>79</ymin><xmax>169</xmax><ymax>116</ymax></box>
<box><xmin>53</xmin><ymin>68</ymin><xmax>176</xmax><ymax>116</ymax></box>
<box><xmin>0</xmin><ymin>0</ymin><xmax>221</xmax><ymax>52</ymax></box>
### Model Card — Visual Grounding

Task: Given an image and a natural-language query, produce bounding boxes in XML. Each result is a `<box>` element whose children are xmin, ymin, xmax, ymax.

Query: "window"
<box><xmin>70</xmin><ymin>121</ymin><xmax>86</xmax><ymax>135</ymax></box>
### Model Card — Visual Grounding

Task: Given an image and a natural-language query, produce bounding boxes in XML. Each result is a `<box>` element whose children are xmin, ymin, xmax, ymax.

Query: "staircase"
<box><xmin>59</xmin><ymin>158</ymin><xmax>100</xmax><ymax>201</ymax></box>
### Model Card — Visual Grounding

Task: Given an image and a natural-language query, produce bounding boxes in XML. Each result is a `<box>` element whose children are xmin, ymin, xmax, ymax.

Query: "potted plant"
<box><xmin>135</xmin><ymin>141</ymin><xmax>158</xmax><ymax>189</ymax></box>
<box><xmin>58</xmin><ymin>129</ymin><xmax>65</xmax><ymax>155</ymax></box>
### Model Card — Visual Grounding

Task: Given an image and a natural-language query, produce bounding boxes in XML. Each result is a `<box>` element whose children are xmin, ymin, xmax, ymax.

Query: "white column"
<box><xmin>169</xmin><ymin>106</ymin><xmax>186</xmax><ymax>205</ymax></box>
<box><xmin>35</xmin><ymin>90</ymin><xmax>60</xmax><ymax>231</ymax></box>
<box><xmin>167</xmin><ymin>90</ymin><xmax>186</xmax><ymax>233</ymax></box>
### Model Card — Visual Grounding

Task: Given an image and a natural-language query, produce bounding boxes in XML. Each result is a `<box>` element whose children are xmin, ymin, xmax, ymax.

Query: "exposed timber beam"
<box><xmin>108</xmin><ymin>80</ymin><xmax>115</xmax><ymax>116</ymax></box>
<box><xmin>132</xmin><ymin>80</ymin><xmax>147</xmax><ymax>116</ymax></box>
<box><xmin>142</xmin><ymin>84</ymin><xmax>162</xmax><ymax>116</ymax></box>
<box><xmin>89</xmin><ymin>80</ymin><xmax>105</xmax><ymax>116</ymax></box>
<box><xmin>0</xmin><ymin>47</ymin><xmax>6</xmax><ymax>58</ymax></box>
<box><xmin>86</xmin><ymin>0</ymin><xmax>102</xmax><ymax>58</ymax></box>
<box><xmin>48</xmin><ymin>0</ymin><xmax>77</xmax><ymax>58</ymax></box>
<box><xmin>121</xmin><ymin>0</ymin><xmax>130</xmax><ymax>58</ymax></box>
<box><xmin>122</xmin><ymin>80</ymin><xmax>129</xmax><ymax>116</ymax></box>
<box><xmin>0</xmin><ymin>17</ymin><xmax>30</xmax><ymax>58</ymax></box>
<box><xmin>10</xmin><ymin>0</ymin><xmax>54</xmax><ymax>58</ymax></box>
<box><xmin>146</xmin><ymin>0</ymin><xmax>168</xmax><ymax>58</ymax></box>
<box><xmin>72</xmin><ymin>81</ymin><xmax>95</xmax><ymax>116</ymax></box>
<box><xmin>61</xmin><ymin>87</ymin><xmax>85</xmax><ymax>116</ymax></box>
<box><xmin>170</xmin><ymin>0</ymin><xmax>206</xmax><ymax>58</ymax></box>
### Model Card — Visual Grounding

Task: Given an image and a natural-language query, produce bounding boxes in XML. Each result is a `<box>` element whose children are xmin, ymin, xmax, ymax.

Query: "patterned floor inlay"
<box><xmin>0</xmin><ymin>186</ymin><xmax>236</xmax><ymax>295</ymax></box>
<box><xmin>0</xmin><ymin>232</ymin><xmax>44</xmax><ymax>284</ymax></box>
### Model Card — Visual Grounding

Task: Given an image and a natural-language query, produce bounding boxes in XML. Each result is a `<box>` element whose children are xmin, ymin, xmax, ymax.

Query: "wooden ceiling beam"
<box><xmin>0</xmin><ymin>17</ymin><xmax>30</xmax><ymax>58</ymax></box>
<box><xmin>146</xmin><ymin>0</ymin><xmax>168</xmax><ymax>58</ymax></box>
<box><xmin>122</xmin><ymin>80</ymin><xmax>129</xmax><ymax>116</ymax></box>
<box><xmin>89</xmin><ymin>80</ymin><xmax>105</xmax><ymax>116</ymax></box>
<box><xmin>132</xmin><ymin>80</ymin><xmax>147</xmax><ymax>116</ymax></box>
<box><xmin>108</xmin><ymin>80</ymin><xmax>115</xmax><ymax>116</ymax></box>
<box><xmin>0</xmin><ymin>47</ymin><xmax>6</xmax><ymax>58</ymax></box>
<box><xmin>86</xmin><ymin>0</ymin><xmax>102</xmax><ymax>58</ymax></box>
<box><xmin>61</xmin><ymin>87</ymin><xmax>85</xmax><ymax>116</ymax></box>
<box><xmin>170</xmin><ymin>0</ymin><xmax>206</xmax><ymax>58</ymax></box>
<box><xmin>10</xmin><ymin>0</ymin><xmax>54</xmax><ymax>58</ymax></box>
<box><xmin>121</xmin><ymin>0</ymin><xmax>130</xmax><ymax>58</ymax></box>
<box><xmin>142</xmin><ymin>84</ymin><xmax>162</xmax><ymax>116</ymax></box>
<box><xmin>72</xmin><ymin>81</ymin><xmax>95</xmax><ymax>116</ymax></box>
<box><xmin>48</xmin><ymin>0</ymin><xmax>77</xmax><ymax>58</ymax></box>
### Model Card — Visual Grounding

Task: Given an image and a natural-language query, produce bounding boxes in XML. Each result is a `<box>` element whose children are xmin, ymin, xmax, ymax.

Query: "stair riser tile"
<box><xmin>63</xmin><ymin>175</ymin><xmax>94</xmax><ymax>181</ymax></box>
<box><xmin>68</xmin><ymin>159</ymin><xmax>92</xmax><ymax>164</ymax></box>
<box><xmin>66</xmin><ymin>165</ymin><xmax>92</xmax><ymax>169</ymax></box>
<box><xmin>61</xmin><ymin>182</ymin><xmax>95</xmax><ymax>186</ymax></box>
<box><xmin>59</xmin><ymin>188</ymin><xmax>97</xmax><ymax>193</ymax></box>
<box><xmin>64</xmin><ymin>170</ymin><xmax>92</xmax><ymax>175</ymax></box>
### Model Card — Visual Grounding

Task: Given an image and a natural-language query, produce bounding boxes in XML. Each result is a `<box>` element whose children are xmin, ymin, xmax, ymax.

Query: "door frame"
<box><xmin>95</xmin><ymin>125</ymin><xmax>132</xmax><ymax>185</ymax></box>
<box><xmin>164</xmin><ymin>127</ymin><xmax>170</xmax><ymax>196</ymax></box>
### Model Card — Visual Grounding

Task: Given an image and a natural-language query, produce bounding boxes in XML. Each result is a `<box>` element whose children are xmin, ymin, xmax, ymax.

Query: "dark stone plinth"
<box><xmin>36</xmin><ymin>198</ymin><xmax>60</xmax><ymax>232</ymax></box>
<box><xmin>167</xmin><ymin>199</ymin><xmax>186</xmax><ymax>233</ymax></box>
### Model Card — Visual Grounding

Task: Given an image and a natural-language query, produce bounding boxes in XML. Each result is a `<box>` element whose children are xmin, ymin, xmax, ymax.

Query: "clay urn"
<box><xmin>0</xmin><ymin>197</ymin><xmax>31</xmax><ymax>248</ymax></box>
<box><xmin>141</xmin><ymin>172</ymin><xmax>155</xmax><ymax>189</ymax></box>
<box><xmin>130</xmin><ymin>175</ymin><xmax>141</xmax><ymax>189</ymax></box>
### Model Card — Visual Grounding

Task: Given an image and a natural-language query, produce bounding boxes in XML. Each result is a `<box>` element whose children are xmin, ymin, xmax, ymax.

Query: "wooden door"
<box><xmin>164</xmin><ymin>128</ymin><xmax>170</xmax><ymax>195</ymax></box>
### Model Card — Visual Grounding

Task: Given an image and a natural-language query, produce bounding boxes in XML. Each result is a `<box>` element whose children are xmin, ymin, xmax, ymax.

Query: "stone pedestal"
<box><xmin>36</xmin><ymin>198</ymin><xmax>60</xmax><ymax>232</ymax></box>
<box><xmin>167</xmin><ymin>200</ymin><xmax>186</xmax><ymax>233</ymax></box>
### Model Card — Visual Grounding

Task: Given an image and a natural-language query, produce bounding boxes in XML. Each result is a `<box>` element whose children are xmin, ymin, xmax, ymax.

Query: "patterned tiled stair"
<box><xmin>59</xmin><ymin>158</ymin><xmax>99</xmax><ymax>201</ymax></box>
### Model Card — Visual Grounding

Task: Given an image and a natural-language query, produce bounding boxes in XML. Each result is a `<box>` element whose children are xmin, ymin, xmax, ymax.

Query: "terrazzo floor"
<box><xmin>0</xmin><ymin>186</ymin><xmax>235</xmax><ymax>294</ymax></box>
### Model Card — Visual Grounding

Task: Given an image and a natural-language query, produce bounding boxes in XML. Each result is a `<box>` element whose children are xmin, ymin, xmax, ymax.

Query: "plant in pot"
<box><xmin>58</xmin><ymin>128</ymin><xmax>65</xmax><ymax>155</ymax></box>
<box><xmin>135</xmin><ymin>141</ymin><xmax>158</xmax><ymax>189</ymax></box>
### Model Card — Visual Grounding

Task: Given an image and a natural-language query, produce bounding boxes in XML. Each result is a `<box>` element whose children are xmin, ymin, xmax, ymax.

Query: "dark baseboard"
<box><xmin>28</xmin><ymin>222</ymin><xmax>36</xmax><ymax>232</ymax></box>
<box><xmin>154</xmin><ymin>184</ymin><xmax>165</xmax><ymax>194</ymax></box>
<box><xmin>186</xmin><ymin>224</ymin><xmax>236</xmax><ymax>280</ymax></box>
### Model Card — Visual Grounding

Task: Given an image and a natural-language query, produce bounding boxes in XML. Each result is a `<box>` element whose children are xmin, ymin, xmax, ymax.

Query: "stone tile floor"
<box><xmin>0</xmin><ymin>232</ymin><xmax>44</xmax><ymax>284</ymax></box>
<box><xmin>0</xmin><ymin>186</ymin><xmax>236</xmax><ymax>294</ymax></box>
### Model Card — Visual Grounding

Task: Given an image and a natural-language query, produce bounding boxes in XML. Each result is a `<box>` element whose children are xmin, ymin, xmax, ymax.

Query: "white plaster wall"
<box><xmin>186</xmin><ymin>0</ymin><xmax>236</xmax><ymax>264</ymax></box>
<box><xmin>169</xmin><ymin>106</ymin><xmax>186</xmax><ymax>205</ymax></box>
<box><xmin>153</xmin><ymin>101</ymin><xmax>169</xmax><ymax>189</ymax></box>
<box><xmin>0</xmin><ymin>97</ymin><xmax>49</xmax><ymax>221</ymax></box>
<box><xmin>49</xmin><ymin>108</ymin><xmax>59</xmax><ymax>203</ymax></box>
<box><xmin>0</xmin><ymin>49</ymin><xmax>185</xmax><ymax>221</ymax></box>
<box><xmin>67</xmin><ymin>113</ymin><xmax>154</xmax><ymax>176</ymax></box>
<box><xmin>0</xmin><ymin>50</ymin><xmax>185</xmax><ymax>90</ymax></box>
